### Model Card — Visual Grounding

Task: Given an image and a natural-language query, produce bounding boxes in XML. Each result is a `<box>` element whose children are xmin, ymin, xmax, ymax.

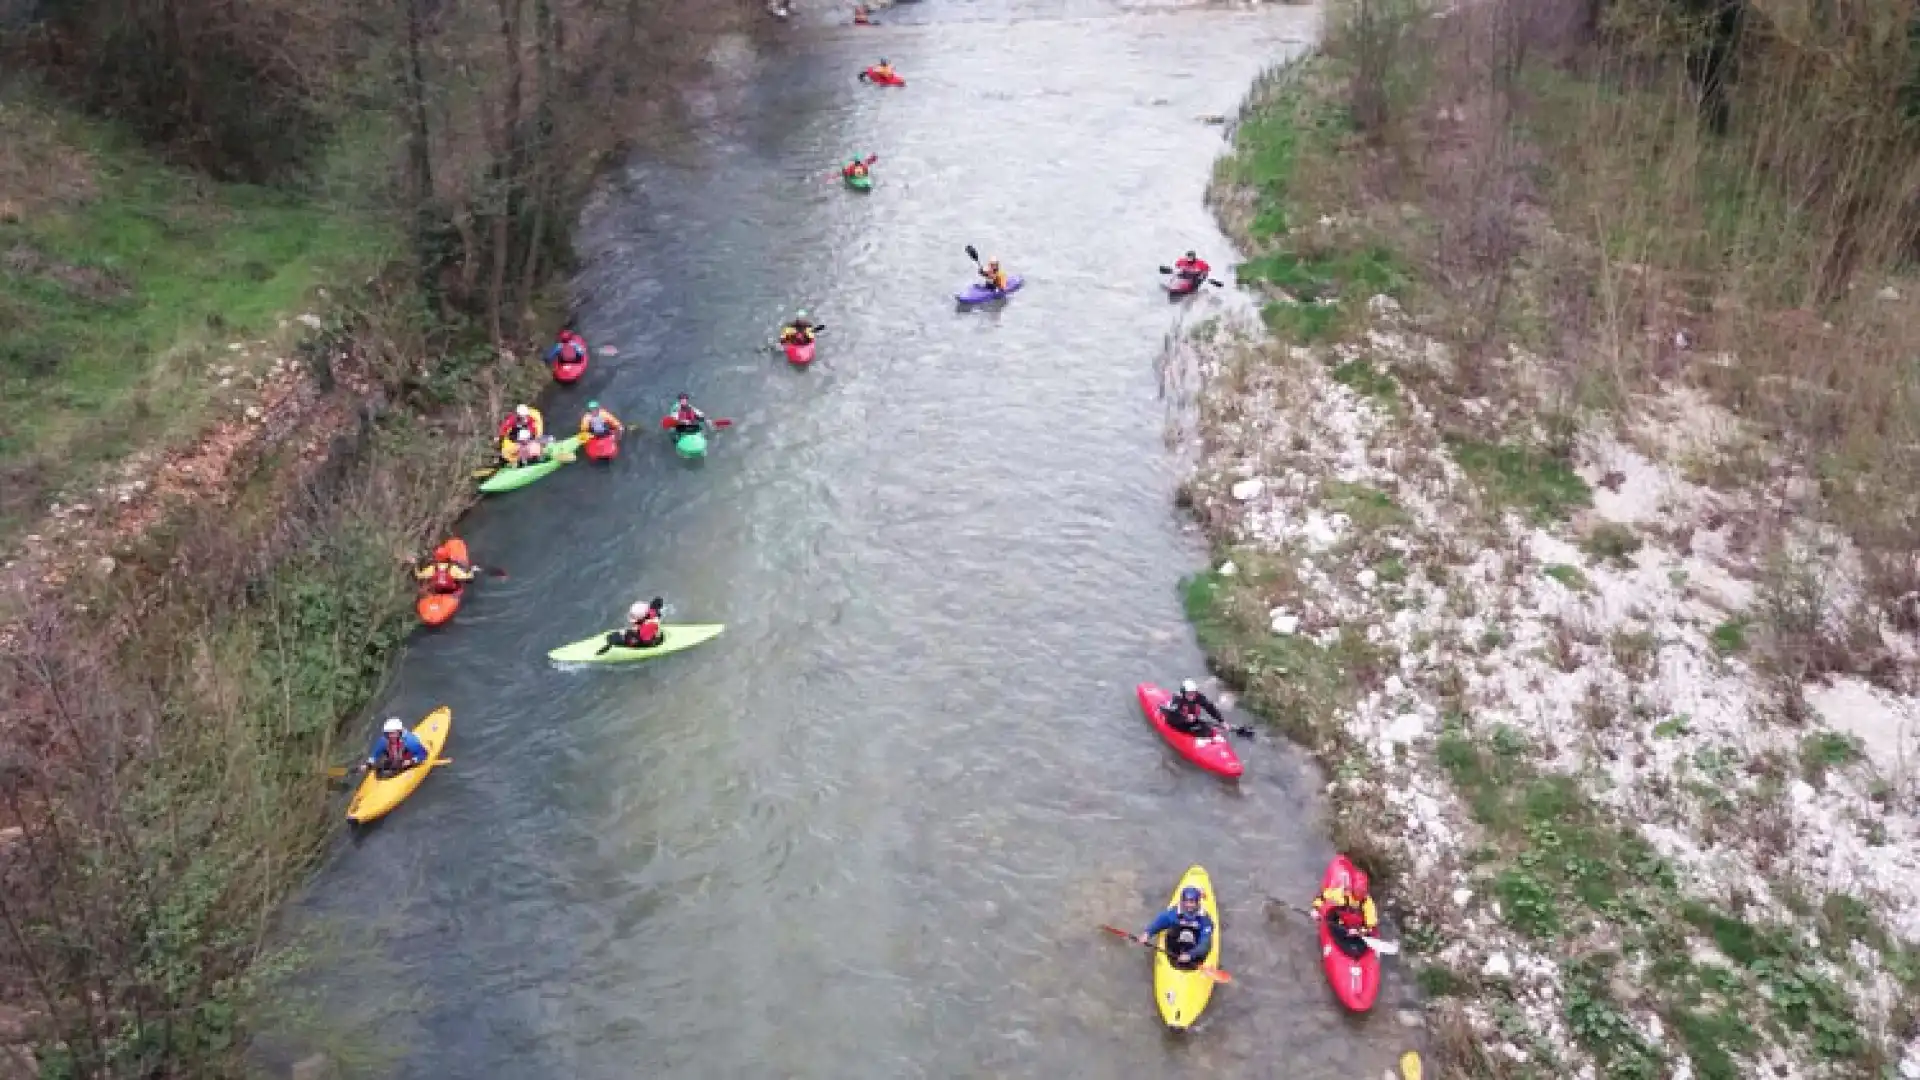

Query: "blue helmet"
<box><xmin>1180</xmin><ymin>886</ymin><xmax>1204</xmax><ymax>903</ymax></box>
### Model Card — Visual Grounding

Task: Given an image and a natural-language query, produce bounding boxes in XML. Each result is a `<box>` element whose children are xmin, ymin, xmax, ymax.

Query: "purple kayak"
<box><xmin>954</xmin><ymin>275</ymin><xmax>1024</xmax><ymax>304</ymax></box>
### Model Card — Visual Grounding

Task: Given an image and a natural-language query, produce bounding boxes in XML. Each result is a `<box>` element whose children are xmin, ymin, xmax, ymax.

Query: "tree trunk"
<box><xmin>518</xmin><ymin>0</ymin><xmax>557</xmax><ymax>314</ymax></box>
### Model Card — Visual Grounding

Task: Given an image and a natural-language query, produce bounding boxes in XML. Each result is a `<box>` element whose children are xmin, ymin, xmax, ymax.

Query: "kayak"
<box><xmin>1165</xmin><ymin>273</ymin><xmax>1204</xmax><ymax>297</ymax></box>
<box><xmin>585</xmin><ymin>432</ymin><xmax>620</xmax><ymax>461</ymax></box>
<box><xmin>862</xmin><ymin>67</ymin><xmax>905</xmax><ymax>86</ymax></box>
<box><xmin>346</xmin><ymin>706</ymin><xmax>450</xmax><ymax>825</ymax></box>
<box><xmin>845</xmin><ymin>173</ymin><xmax>874</xmax><ymax>191</ymax></box>
<box><xmin>415</xmin><ymin>538</ymin><xmax>469</xmax><ymax>627</ymax></box>
<box><xmin>1317</xmin><ymin>854</ymin><xmax>1382</xmax><ymax>1012</ymax></box>
<box><xmin>1136</xmin><ymin>683</ymin><xmax>1243</xmax><ymax>778</ymax></box>
<box><xmin>1152</xmin><ymin>865</ymin><xmax>1221</xmax><ymax>1030</ymax></box>
<box><xmin>548</xmin><ymin>623</ymin><xmax>727</xmax><ymax>664</ymax></box>
<box><xmin>954</xmin><ymin>275</ymin><xmax>1024</xmax><ymax>304</ymax></box>
<box><xmin>479</xmin><ymin>435</ymin><xmax>582</xmax><ymax>494</ymax></box>
<box><xmin>662</xmin><ymin>421</ymin><xmax>708</xmax><ymax>458</ymax></box>
<box><xmin>784</xmin><ymin>339</ymin><xmax>816</xmax><ymax>365</ymax></box>
<box><xmin>553</xmin><ymin>350</ymin><xmax>588</xmax><ymax>384</ymax></box>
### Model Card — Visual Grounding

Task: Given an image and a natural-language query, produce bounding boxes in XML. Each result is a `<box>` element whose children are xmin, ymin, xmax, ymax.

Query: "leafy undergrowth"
<box><xmin>0</xmin><ymin>88</ymin><xmax>395</xmax><ymax>541</ymax></box>
<box><xmin>1180</xmin><ymin>36</ymin><xmax>1920</xmax><ymax>1080</ymax></box>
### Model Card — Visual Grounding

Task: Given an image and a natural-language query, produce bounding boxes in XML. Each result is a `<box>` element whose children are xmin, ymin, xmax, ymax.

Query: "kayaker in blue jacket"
<box><xmin>366</xmin><ymin>718</ymin><xmax>429</xmax><ymax>774</ymax></box>
<box><xmin>1138</xmin><ymin>885</ymin><xmax>1214</xmax><ymax>969</ymax></box>
<box><xmin>1160</xmin><ymin>679</ymin><xmax>1225</xmax><ymax>737</ymax></box>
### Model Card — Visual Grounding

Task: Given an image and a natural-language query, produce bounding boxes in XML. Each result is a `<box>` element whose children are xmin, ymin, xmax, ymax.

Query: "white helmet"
<box><xmin>1181</xmin><ymin>679</ymin><xmax>1200</xmax><ymax>694</ymax></box>
<box><xmin>515</xmin><ymin>404</ymin><xmax>531</xmax><ymax>418</ymax></box>
<box><xmin>382</xmin><ymin>717</ymin><xmax>405</xmax><ymax>734</ymax></box>
<box><xmin>629</xmin><ymin>602</ymin><xmax>649</xmax><ymax>620</ymax></box>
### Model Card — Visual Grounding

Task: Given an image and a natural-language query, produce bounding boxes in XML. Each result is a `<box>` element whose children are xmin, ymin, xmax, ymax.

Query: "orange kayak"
<box><xmin>416</xmin><ymin>538</ymin><xmax>470</xmax><ymax>626</ymax></box>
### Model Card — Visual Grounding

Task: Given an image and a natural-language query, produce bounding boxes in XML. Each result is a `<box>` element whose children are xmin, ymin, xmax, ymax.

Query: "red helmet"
<box><xmin>1349</xmin><ymin>871</ymin><xmax>1370</xmax><ymax>901</ymax></box>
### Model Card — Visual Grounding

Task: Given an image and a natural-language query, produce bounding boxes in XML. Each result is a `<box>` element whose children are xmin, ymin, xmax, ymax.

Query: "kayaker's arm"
<box><xmin>1139</xmin><ymin>908</ymin><xmax>1177</xmax><ymax>941</ymax></box>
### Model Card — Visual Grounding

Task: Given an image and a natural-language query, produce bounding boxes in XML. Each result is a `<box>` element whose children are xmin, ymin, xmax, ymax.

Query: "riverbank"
<box><xmin>1186</xmin><ymin>17</ymin><xmax>1920</xmax><ymax>1079</ymax></box>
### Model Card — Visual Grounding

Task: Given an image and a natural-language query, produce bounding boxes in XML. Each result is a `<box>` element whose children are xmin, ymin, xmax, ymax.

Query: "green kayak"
<box><xmin>480</xmin><ymin>435</ymin><xmax>584</xmax><ymax>494</ymax></box>
<box><xmin>548</xmin><ymin>623</ymin><xmax>727</xmax><ymax>664</ymax></box>
<box><xmin>674</xmin><ymin>429</ymin><xmax>707</xmax><ymax>458</ymax></box>
<box><xmin>845</xmin><ymin>173</ymin><xmax>873</xmax><ymax>191</ymax></box>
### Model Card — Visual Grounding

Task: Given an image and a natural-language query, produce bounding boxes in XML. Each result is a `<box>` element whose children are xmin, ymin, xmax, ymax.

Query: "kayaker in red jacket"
<box><xmin>603</xmin><ymin>598</ymin><xmax>665</xmax><ymax>651</ymax></box>
<box><xmin>780</xmin><ymin>311</ymin><xmax>819</xmax><ymax>344</ymax></box>
<box><xmin>1312</xmin><ymin>872</ymin><xmax>1379</xmax><ymax>958</ymax></box>
<box><xmin>1173</xmin><ymin>251</ymin><xmax>1211</xmax><ymax>283</ymax></box>
<box><xmin>671</xmin><ymin>394</ymin><xmax>707</xmax><ymax>434</ymax></box>
<box><xmin>414</xmin><ymin>559</ymin><xmax>474</xmax><ymax>595</ymax></box>
<box><xmin>1160</xmin><ymin>679</ymin><xmax>1225</xmax><ymax>737</ymax></box>
<box><xmin>498</xmin><ymin>404</ymin><xmax>545</xmax><ymax>440</ymax></box>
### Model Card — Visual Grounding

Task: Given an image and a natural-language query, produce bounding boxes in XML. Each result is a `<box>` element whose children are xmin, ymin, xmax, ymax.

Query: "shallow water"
<box><xmin>297</xmin><ymin>3</ymin><xmax>1425</xmax><ymax>1076</ymax></box>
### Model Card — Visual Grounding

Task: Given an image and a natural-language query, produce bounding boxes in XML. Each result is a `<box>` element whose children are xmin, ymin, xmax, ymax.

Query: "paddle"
<box><xmin>1158</xmin><ymin>265</ymin><xmax>1226</xmax><ymax>288</ymax></box>
<box><xmin>1280</xmin><ymin>903</ymin><xmax>1401</xmax><ymax>955</ymax></box>
<box><xmin>326</xmin><ymin>758</ymin><xmax>451</xmax><ymax>779</ymax></box>
<box><xmin>825</xmin><ymin>154</ymin><xmax>878</xmax><ymax>180</ymax></box>
<box><xmin>657</xmin><ymin>417</ymin><xmax>734</xmax><ymax>429</ymax></box>
<box><xmin>1101</xmin><ymin>925</ymin><xmax>1232</xmax><ymax>984</ymax></box>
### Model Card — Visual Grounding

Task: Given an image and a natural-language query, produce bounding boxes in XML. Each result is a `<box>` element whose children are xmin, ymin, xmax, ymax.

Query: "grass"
<box><xmin>1581</xmin><ymin>522</ymin><xmax>1642</xmax><ymax>567</ymax></box>
<box><xmin>1709</xmin><ymin>618</ymin><xmax>1749</xmax><ymax>656</ymax></box>
<box><xmin>1321</xmin><ymin>480</ymin><xmax>1411</xmax><ymax>533</ymax></box>
<box><xmin>1447</xmin><ymin>438</ymin><xmax>1592</xmax><ymax>523</ymax></box>
<box><xmin>1328</xmin><ymin>354</ymin><xmax>1399</xmax><ymax>405</ymax></box>
<box><xmin>0</xmin><ymin>89</ymin><xmax>397</xmax><ymax>540</ymax></box>
<box><xmin>1543</xmin><ymin>563</ymin><xmax>1590</xmax><ymax>591</ymax></box>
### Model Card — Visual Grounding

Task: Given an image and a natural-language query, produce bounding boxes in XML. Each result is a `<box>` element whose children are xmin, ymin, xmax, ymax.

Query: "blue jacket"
<box><xmin>1142</xmin><ymin>906</ymin><xmax>1215</xmax><ymax>959</ymax></box>
<box><xmin>368</xmin><ymin>731</ymin><xmax>429</xmax><ymax>766</ymax></box>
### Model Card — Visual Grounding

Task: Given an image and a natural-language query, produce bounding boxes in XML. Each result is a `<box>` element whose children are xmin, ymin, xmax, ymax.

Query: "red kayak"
<box><xmin>416</xmin><ymin>538</ymin><xmax>470</xmax><ymax>627</ymax></box>
<box><xmin>861</xmin><ymin>67</ymin><xmax>905</xmax><ymax>86</ymax></box>
<box><xmin>553</xmin><ymin>346</ymin><xmax>589</xmax><ymax>384</ymax></box>
<box><xmin>1135</xmin><ymin>683</ymin><xmax>1243</xmax><ymax>778</ymax></box>
<box><xmin>1165</xmin><ymin>274</ymin><xmax>1203</xmax><ymax>297</ymax></box>
<box><xmin>1316</xmin><ymin>855</ymin><xmax>1382</xmax><ymax>1012</ymax></box>
<box><xmin>784</xmin><ymin>339</ymin><xmax>815</xmax><ymax>365</ymax></box>
<box><xmin>585</xmin><ymin>433</ymin><xmax>619</xmax><ymax>460</ymax></box>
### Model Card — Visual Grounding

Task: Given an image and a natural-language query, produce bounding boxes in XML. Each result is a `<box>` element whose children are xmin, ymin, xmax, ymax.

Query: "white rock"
<box><xmin>1878</xmin><ymin>285</ymin><xmax>1902</xmax><ymax>302</ymax></box>
<box><xmin>1357</xmin><ymin>568</ymin><xmax>1379</xmax><ymax>590</ymax></box>
<box><xmin>1217</xmin><ymin>560</ymin><xmax>1237</xmax><ymax>577</ymax></box>
<box><xmin>244</xmin><ymin>406</ymin><xmax>263</xmax><ymax>421</ymax></box>
<box><xmin>1898</xmin><ymin>1054</ymin><xmax>1920</xmax><ymax>1079</ymax></box>
<box><xmin>296</xmin><ymin>312</ymin><xmax>324</xmax><ymax>330</ymax></box>
<box><xmin>1453</xmin><ymin>887</ymin><xmax>1473</xmax><ymax>908</ymax></box>
<box><xmin>93</xmin><ymin>556</ymin><xmax>115</xmax><ymax>577</ymax></box>
<box><xmin>1368</xmin><ymin>294</ymin><xmax>1401</xmax><ymax>316</ymax></box>
<box><xmin>227</xmin><ymin>342</ymin><xmax>243</xmax><ymax>351</ymax></box>
<box><xmin>1483</xmin><ymin>952</ymin><xmax>1512</xmax><ymax>979</ymax></box>
<box><xmin>1231</xmin><ymin>478</ymin><xmax>1265</xmax><ymax>502</ymax></box>
<box><xmin>1271</xmin><ymin>612</ymin><xmax>1300</xmax><ymax>635</ymax></box>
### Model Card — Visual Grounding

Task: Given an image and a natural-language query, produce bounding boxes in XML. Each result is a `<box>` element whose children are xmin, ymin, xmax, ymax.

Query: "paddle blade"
<box><xmin>1202</xmin><ymin>965</ymin><xmax>1233</xmax><ymax>985</ymax></box>
<box><xmin>711</xmin><ymin>418</ymin><xmax>734</xmax><ymax>428</ymax></box>
<box><xmin>1364</xmin><ymin>936</ymin><xmax>1400</xmax><ymax>956</ymax></box>
<box><xmin>1100</xmin><ymin>924</ymin><xmax>1138</xmax><ymax>942</ymax></box>
<box><xmin>325</xmin><ymin>766</ymin><xmax>352</xmax><ymax>779</ymax></box>
<box><xmin>965</xmin><ymin>244</ymin><xmax>980</xmax><ymax>263</ymax></box>
<box><xmin>471</xmin><ymin>467</ymin><xmax>499</xmax><ymax>480</ymax></box>
<box><xmin>1158</xmin><ymin>265</ymin><xmax>1174</xmax><ymax>274</ymax></box>
<box><xmin>659</xmin><ymin>416</ymin><xmax>676</xmax><ymax>429</ymax></box>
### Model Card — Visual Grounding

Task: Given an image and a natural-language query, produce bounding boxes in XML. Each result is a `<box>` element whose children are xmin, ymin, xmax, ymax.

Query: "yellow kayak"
<box><xmin>346</xmin><ymin>707</ymin><xmax>450</xmax><ymax>824</ymax></box>
<box><xmin>1152</xmin><ymin>864</ymin><xmax>1220</xmax><ymax>1029</ymax></box>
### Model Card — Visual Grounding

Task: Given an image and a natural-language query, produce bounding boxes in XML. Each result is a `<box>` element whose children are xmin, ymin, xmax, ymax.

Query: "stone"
<box><xmin>1270</xmin><ymin>612</ymin><xmax>1299</xmax><ymax>635</ymax></box>
<box><xmin>244</xmin><ymin>406</ymin><xmax>263</xmax><ymax>421</ymax></box>
<box><xmin>92</xmin><ymin>556</ymin><xmax>115</xmax><ymax>577</ymax></box>
<box><xmin>1453</xmin><ymin>887</ymin><xmax>1473</xmax><ymax>908</ymax></box>
<box><xmin>1396</xmin><ymin>1008</ymin><xmax>1423</xmax><ymax>1028</ymax></box>
<box><xmin>1217</xmin><ymin>560</ymin><xmax>1237</xmax><ymax>577</ymax></box>
<box><xmin>1230</xmin><ymin>478</ymin><xmax>1265</xmax><ymax>502</ymax></box>
<box><xmin>1482</xmin><ymin>952</ymin><xmax>1512</xmax><ymax>979</ymax></box>
<box><xmin>296</xmin><ymin>312</ymin><xmax>324</xmax><ymax>330</ymax></box>
<box><xmin>1877</xmin><ymin>285</ymin><xmax>1901</xmax><ymax>302</ymax></box>
<box><xmin>1357</xmin><ymin>568</ymin><xmax>1379</xmax><ymax>590</ymax></box>
<box><xmin>1368</xmin><ymin>294</ymin><xmax>1401</xmax><ymax>316</ymax></box>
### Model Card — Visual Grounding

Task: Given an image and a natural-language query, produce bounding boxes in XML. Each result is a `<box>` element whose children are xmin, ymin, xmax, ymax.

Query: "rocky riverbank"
<box><xmin>1179</xmin><ymin>53</ymin><xmax>1920</xmax><ymax>1079</ymax></box>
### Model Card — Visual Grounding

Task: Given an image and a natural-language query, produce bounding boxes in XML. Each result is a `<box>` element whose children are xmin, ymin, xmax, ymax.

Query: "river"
<box><xmin>297</xmin><ymin>2</ymin><xmax>1422</xmax><ymax>1076</ymax></box>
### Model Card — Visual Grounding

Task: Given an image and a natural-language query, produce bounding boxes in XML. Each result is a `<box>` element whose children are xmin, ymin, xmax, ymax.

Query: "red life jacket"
<box><xmin>635</xmin><ymin>617</ymin><xmax>661</xmax><ymax>645</ymax></box>
<box><xmin>676</xmin><ymin>407</ymin><xmax>700</xmax><ymax>425</ymax></box>
<box><xmin>431</xmin><ymin>565</ymin><xmax>457</xmax><ymax>592</ymax></box>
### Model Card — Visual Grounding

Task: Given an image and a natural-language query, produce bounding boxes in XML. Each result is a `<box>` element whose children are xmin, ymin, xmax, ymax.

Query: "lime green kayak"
<box><xmin>845</xmin><ymin>173</ymin><xmax>873</xmax><ymax>191</ymax></box>
<box><xmin>547</xmin><ymin>623</ymin><xmax>726</xmax><ymax>664</ymax></box>
<box><xmin>480</xmin><ymin>435</ymin><xmax>583</xmax><ymax>494</ymax></box>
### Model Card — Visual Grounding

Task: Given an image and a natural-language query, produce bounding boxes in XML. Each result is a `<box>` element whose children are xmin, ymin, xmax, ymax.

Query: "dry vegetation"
<box><xmin>0</xmin><ymin>0</ymin><xmax>761</xmax><ymax>1075</ymax></box>
<box><xmin>1181</xmin><ymin>0</ymin><xmax>1920</xmax><ymax>1075</ymax></box>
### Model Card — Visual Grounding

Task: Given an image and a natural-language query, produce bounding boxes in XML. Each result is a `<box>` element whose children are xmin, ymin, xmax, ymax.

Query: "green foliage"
<box><xmin>1709</xmin><ymin>618</ymin><xmax>1750</xmax><ymax>656</ymax></box>
<box><xmin>1799</xmin><ymin>730</ymin><xmax>1863</xmax><ymax>787</ymax></box>
<box><xmin>1448</xmin><ymin>438</ymin><xmax>1593</xmax><ymax>522</ymax></box>
<box><xmin>1329</xmin><ymin>354</ymin><xmax>1400</xmax><ymax>404</ymax></box>
<box><xmin>1564</xmin><ymin>955</ymin><xmax>1659</xmax><ymax>1079</ymax></box>
<box><xmin>1261</xmin><ymin>299</ymin><xmax>1344</xmax><ymax>342</ymax></box>
<box><xmin>1544</xmin><ymin>563</ymin><xmax>1591</xmax><ymax>591</ymax></box>
<box><xmin>1322</xmin><ymin>481</ymin><xmax>1411</xmax><ymax>533</ymax></box>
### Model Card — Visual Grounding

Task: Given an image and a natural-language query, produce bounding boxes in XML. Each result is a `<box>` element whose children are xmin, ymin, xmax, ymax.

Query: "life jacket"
<box><xmin>675</xmin><ymin>407</ymin><xmax>701</xmax><ymax>428</ymax></box>
<box><xmin>585</xmin><ymin>410</ymin><xmax>613</xmax><ymax>436</ymax></box>
<box><xmin>431</xmin><ymin>563</ymin><xmax>457</xmax><ymax>592</ymax></box>
<box><xmin>1174</xmin><ymin>692</ymin><xmax>1207</xmax><ymax>717</ymax></box>
<box><xmin>379</xmin><ymin>735</ymin><xmax>411</xmax><ymax>767</ymax></box>
<box><xmin>630</xmin><ymin>616</ymin><xmax>661</xmax><ymax>646</ymax></box>
<box><xmin>558</xmin><ymin>342</ymin><xmax>583</xmax><ymax>363</ymax></box>
<box><xmin>1334</xmin><ymin>905</ymin><xmax>1368</xmax><ymax>931</ymax></box>
<box><xmin>1176</xmin><ymin>257</ymin><xmax>1208</xmax><ymax>276</ymax></box>
<box><xmin>1166</xmin><ymin>911</ymin><xmax>1207</xmax><ymax>953</ymax></box>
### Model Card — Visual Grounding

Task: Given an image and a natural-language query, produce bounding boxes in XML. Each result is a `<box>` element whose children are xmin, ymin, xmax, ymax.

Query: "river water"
<box><xmin>298</xmin><ymin>2</ymin><xmax>1423</xmax><ymax>1076</ymax></box>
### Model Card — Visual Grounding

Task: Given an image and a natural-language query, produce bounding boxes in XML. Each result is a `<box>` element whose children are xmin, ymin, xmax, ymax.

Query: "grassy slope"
<box><xmin>0</xmin><ymin>89</ymin><xmax>396</xmax><ymax>537</ymax></box>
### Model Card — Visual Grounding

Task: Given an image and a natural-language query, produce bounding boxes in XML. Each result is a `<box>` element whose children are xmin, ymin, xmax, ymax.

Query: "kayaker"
<box><xmin>580</xmin><ymin>400</ymin><xmax>623</xmax><ymax>441</ymax></box>
<box><xmin>853</xmin><ymin>5</ymin><xmax>872</xmax><ymax>23</ymax></box>
<box><xmin>545</xmin><ymin>328</ymin><xmax>588</xmax><ymax>367</ymax></box>
<box><xmin>367</xmin><ymin>718</ymin><xmax>430</xmax><ymax>775</ymax></box>
<box><xmin>414</xmin><ymin>557</ymin><xmax>474</xmax><ymax>595</ymax></box>
<box><xmin>1137</xmin><ymin>885</ymin><xmax>1215</xmax><ymax>970</ymax></box>
<box><xmin>844</xmin><ymin>158</ymin><xmax>871</xmax><ymax>180</ymax></box>
<box><xmin>670</xmin><ymin>393</ymin><xmax>707</xmax><ymax>434</ymax></box>
<box><xmin>1160</xmin><ymin>679</ymin><xmax>1226</xmax><ymax>738</ymax></box>
<box><xmin>1312</xmin><ymin>870</ymin><xmax>1379</xmax><ymax>958</ymax></box>
<box><xmin>1173</xmin><ymin>251</ymin><xmax>1211</xmax><ymax>283</ymax></box>
<box><xmin>979</xmin><ymin>257</ymin><xmax>1009</xmax><ymax>294</ymax></box>
<box><xmin>499</xmin><ymin>429</ymin><xmax>548</xmax><ymax>467</ymax></box>
<box><xmin>497</xmin><ymin>403</ymin><xmax>545</xmax><ymax>440</ymax></box>
<box><xmin>780</xmin><ymin>311</ymin><xmax>819</xmax><ymax>344</ymax></box>
<box><xmin>605</xmin><ymin>598</ymin><xmax>666</xmax><ymax>651</ymax></box>
<box><xmin>870</xmin><ymin>58</ymin><xmax>896</xmax><ymax>81</ymax></box>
